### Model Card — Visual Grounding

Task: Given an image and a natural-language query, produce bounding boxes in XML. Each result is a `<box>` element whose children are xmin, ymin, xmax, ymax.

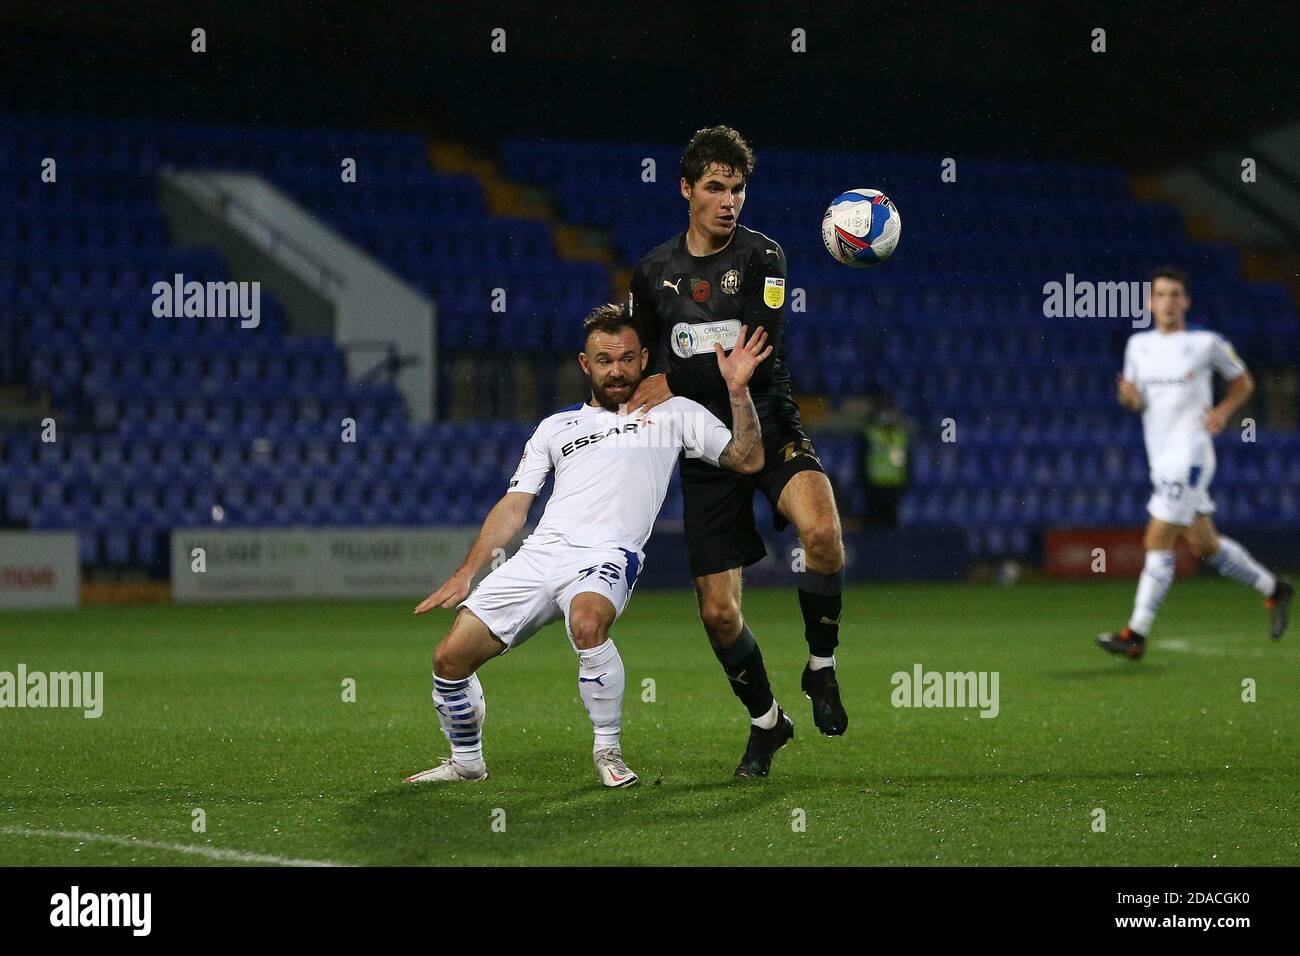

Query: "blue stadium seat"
<box><xmin>4</xmin><ymin>117</ymin><xmax>1298</xmax><ymax>563</ymax></box>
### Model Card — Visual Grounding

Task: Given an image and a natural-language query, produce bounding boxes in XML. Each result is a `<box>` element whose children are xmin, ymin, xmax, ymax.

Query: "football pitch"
<box><xmin>1</xmin><ymin>578</ymin><xmax>1295</xmax><ymax>867</ymax></box>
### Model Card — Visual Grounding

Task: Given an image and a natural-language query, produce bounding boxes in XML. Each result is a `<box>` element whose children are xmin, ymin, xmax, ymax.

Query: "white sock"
<box><xmin>1128</xmin><ymin>549</ymin><xmax>1175</xmax><ymax>636</ymax></box>
<box><xmin>809</xmin><ymin>654</ymin><xmax>836</xmax><ymax>671</ymax></box>
<box><xmin>1206</xmin><ymin>536</ymin><xmax>1276</xmax><ymax>596</ymax></box>
<box><xmin>752</xmin><ymin>699</ymin><xmax>780</xmax><ymax>730</ymax></box>
<box><xmin>432</xmin><ymin>671</ymin><xmax>486</xmax><ymax>768</ymax></box>
<box><xmin>577</xmin><ymin>640</ymin><xmax>625</xmax><ymax>752</ymax></box>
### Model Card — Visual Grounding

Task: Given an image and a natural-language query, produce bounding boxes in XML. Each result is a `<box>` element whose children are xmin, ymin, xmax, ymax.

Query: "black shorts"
<box><xmin>680</xmin><ymin>425</ymin><xmax>826</xmax><ymax>578</ymax></box>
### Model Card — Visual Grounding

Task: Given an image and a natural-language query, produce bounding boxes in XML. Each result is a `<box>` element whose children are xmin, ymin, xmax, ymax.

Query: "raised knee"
<box><xmin>433</xmin><ymin>640</ymin><xmax>470</xmax><ymax>680</ymax></box>
<box><xmin>569</xmin><ymin>611</ymin><xmax>607</xmax><ymax>650</ymax></box>
<box><xmin>803</xmin><ymin>523</ymin><xmax>844</xmax><ymax>571</ymax></box>
<box><xmin>700</xmin><ymin>600</ymin><xmax>742</xmax><ymax>641</ymax></box>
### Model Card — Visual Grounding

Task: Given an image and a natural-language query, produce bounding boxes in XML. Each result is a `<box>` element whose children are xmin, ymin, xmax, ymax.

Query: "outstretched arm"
<box><xmin>414</xmin><ymin>492</ymin><xmax>535</xmax><ymax>613</ymax></box>
<box><xmin>715</xmin><ymin>324</ymin><xmax>772</xmax><ymax>474</ymax></box>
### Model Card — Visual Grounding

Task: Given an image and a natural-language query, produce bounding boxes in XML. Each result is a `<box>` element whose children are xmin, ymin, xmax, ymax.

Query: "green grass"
<box><xmin>1</xmin><ymin>578</ymin><xmax>1296</xmax><ymax>866</ymax></box>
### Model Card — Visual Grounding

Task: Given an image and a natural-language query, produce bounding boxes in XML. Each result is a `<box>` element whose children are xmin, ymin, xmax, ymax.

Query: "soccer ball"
<box><xmin>821</xmin><ymin>188</ymin><xmax>901</xmax><ymax>267</ymax></box>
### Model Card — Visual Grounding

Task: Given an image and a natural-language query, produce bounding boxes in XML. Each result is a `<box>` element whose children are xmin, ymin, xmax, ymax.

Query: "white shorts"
<box><xmin>460</xmin><ymin>540</ymin><xmax>645</xmax><ymax>651</ymax></box>
<box><xmin>1147</xmin><ymin>460</ymin><xmax>1215</xmax><ymax>527</ymax></box>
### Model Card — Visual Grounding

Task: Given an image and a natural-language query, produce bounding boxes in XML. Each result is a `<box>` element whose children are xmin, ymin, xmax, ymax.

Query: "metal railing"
<box><xmin>339</xmin><ymin>340</ymin><xmax>419</xmax><ymax>385</ymax></box>
<box><xmin>160</xmin><ymin>167</ymin><xmax>347</xmax><ymax>296</ymax></box>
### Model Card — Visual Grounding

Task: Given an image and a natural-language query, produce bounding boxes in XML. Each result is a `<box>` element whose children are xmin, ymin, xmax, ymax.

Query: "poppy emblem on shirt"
<box><xmin>692</xmin><ymin>279</ymin><xmax>710</xmax><ymax>302</ymax></box>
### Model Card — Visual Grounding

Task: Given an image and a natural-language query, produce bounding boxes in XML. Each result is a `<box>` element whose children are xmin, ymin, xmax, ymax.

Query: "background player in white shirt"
<box><xmin>405</xmin><ymin>305</ymin><xmax>771</xmax><ymax>787</ymax></box>
<box><xmin>1098</xmin><ymin>267</ymin><xmax>1293</xmax><ymax>659</ymax></box>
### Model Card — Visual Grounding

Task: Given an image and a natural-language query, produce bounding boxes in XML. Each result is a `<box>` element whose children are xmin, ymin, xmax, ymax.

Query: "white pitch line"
<box><xmin>1156</xmin><ymin>639</ymin><xmax>1299</xmax><ymax>660</ymax></box>
<box><xmin>0</xmin><ymin>826</ymin><xmax>351</xmax><ymax>867</ymax></box>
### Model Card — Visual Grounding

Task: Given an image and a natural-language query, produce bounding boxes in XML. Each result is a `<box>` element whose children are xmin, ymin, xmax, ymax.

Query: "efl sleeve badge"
<box><xmin>763</xmin><ymin>276</ymin><xmax>785</xmax><ymax>309</ymax></box>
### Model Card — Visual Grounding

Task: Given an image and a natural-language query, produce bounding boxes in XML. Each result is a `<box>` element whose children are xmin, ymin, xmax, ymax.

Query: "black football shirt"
<box><xmin>628</xmin><ymin>225</ymin><xmax>800</xmax><ymax>433</ymax></box>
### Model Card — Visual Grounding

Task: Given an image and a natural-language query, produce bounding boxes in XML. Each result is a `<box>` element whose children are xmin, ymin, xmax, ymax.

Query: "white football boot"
<box><xmin>404</xmin><ymin>758</ymin><xmax>489</xmax><ymax>783</ymax></box>
<box><xmin>593</xmin><ymin>748</ymin><xmax>639</xmax><ymax>789</ymax></box>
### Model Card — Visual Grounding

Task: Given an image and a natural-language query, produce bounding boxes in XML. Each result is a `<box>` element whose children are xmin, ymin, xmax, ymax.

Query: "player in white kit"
<box><xmin>1098</xmin><ymin>267</ymin><xmax>1293</xmax><ymax>659</ymax></box>
<box><xmin>405</xmin><ymin>304</ymin><xmax>771</xmax><ymax>786</ymax></box>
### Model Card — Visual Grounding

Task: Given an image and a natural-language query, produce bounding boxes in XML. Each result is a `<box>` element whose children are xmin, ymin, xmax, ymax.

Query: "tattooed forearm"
<box><xmin>719</xmin><ymin>386</ymin><xmax>764</xmax><ymax>473</ymax></box>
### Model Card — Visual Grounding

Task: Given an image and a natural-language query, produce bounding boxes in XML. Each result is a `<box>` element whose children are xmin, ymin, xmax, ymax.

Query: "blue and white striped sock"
<box><xmin>432</xmin><ymin>672</ymin><xmax>486</xmax><ymax>768</ymax></box>
<box><xmin>1128</xmin><ymin>549</ymin><xmax>1175</xmax><ymax>635</ymax></box>
<box><xmin>1207</xmin><ymin>536</ymin><xmax>1276</xmax><ymax>596</ymax></box>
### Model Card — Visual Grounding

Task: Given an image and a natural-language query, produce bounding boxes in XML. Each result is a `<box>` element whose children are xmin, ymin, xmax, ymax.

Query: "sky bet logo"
<box><xmin>50</xmin><ymin>886</ymin><xmax>151</xmax><ymax>936</ymax></box>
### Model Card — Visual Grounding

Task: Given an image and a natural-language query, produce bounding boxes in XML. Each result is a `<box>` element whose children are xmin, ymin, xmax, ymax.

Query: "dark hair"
<box><xmin>1150</xmin><ymin>265</ymin><xmax>1190</xmax><ymax>293</ymax></box>
<box><xmin>680</xmin><ymin>125</ymin><xmax>755</xmax><ymax>187</ymax></box>
<box><xmin>582</xmin><ymin>303</ymin><xmax>639</xmax><ymax>349</ymax></box>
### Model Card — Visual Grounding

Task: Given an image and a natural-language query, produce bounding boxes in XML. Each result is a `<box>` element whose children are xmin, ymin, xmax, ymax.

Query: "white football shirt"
<box><xmin>507</xmin><ymin>395</ymin><xmax>733</xmax><ymax>551</ymax></box>
<box><xmin>1122</xmin><ymin>327</ymin><xmax>1246</xmax><ymax>471</ymax></box>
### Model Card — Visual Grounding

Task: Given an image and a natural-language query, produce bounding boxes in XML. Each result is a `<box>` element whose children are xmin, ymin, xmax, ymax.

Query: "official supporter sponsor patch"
<box><xmin>763</xmin><ymin>276</ymin><xmax>785</xmax><ymax>309</ymax></box>
<box><xmin>670</xmin><ymin>320</ymin><xmax>740</xmax><ymax>358</ymax></box>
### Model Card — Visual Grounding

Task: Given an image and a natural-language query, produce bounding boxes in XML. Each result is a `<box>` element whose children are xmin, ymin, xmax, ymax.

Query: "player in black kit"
<box><xmin>628</xmin><ymin>126</ymin><xmax>847</xmax><ymax>778</ymax></box>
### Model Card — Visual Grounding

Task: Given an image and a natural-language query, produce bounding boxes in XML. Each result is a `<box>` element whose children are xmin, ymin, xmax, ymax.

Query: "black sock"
<box><xmin>798</xmin><ymin>568</ymin><xmax>844</xmax><ymax>659</ymax></box>
<box><xmin>712</xmin><ymin>625</ymin><xmax>775</xmax><ymax>720</ymax></box>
